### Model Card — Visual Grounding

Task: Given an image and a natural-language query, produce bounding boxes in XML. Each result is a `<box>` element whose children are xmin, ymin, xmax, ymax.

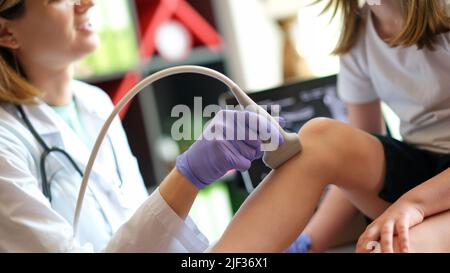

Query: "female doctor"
<box><xmin>0</xmin><ymin>0</ymin><xmax>282</xmax><ymax>252</ymax></box>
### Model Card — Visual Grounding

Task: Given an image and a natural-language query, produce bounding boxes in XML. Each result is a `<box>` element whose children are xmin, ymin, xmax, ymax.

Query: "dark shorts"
<box><xmin>373</xmin><ymin>135</ymin><xmax>450</xmax><ymax>203</ymax></box>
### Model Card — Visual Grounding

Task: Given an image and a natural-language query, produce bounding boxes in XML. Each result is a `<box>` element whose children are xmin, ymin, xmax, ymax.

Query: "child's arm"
<box><xmin>409</xmin><ymin>168</ymin><xmax>450</xmax><ymax>217</ymax></box>
<box><xmin>346</xmin><ymin>100</ymin><xmax>386</xmax><ymax>134</ymax></box>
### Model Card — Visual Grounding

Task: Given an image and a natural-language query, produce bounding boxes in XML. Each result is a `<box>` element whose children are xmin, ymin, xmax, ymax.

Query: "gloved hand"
<box><xmin>176</xmin><ymin>110</ymin><xmax>284</xmax><ymax>189</ymax></box>
<box><xmin>285</xmin><ymin>233</ymin><xmax>312</xmax><ymax>253</ymax></box>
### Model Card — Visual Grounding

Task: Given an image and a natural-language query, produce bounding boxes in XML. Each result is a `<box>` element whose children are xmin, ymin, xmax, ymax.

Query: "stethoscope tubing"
<box><xmin>16</xmin><ymin>105</ymin><xmax>122</xmax><ymax>202</ymax></box>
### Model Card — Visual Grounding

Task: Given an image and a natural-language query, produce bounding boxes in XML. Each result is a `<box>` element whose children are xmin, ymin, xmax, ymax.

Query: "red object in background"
<box><xmin>114</xmin><ymin>0</ymin><xmax>223</xmax><ymax>118</ymax></box>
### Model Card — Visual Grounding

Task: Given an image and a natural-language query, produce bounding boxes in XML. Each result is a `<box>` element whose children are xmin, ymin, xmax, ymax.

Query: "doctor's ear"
<box><xmin>0</xmin><ymin>18</ymin><xmax>19</xmax><ymax>49</ymax></box>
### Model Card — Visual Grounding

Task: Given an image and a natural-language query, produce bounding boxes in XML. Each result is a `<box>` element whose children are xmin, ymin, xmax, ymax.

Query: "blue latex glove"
<box><xmin>176</xmin><ymin>110</ymin><xmax>284</xmax><ymax>189</ymax></box>
<box><xmin>286</xmin><ymin>233</ymin><xmax>312</xmax><ymax>253</ymax></box>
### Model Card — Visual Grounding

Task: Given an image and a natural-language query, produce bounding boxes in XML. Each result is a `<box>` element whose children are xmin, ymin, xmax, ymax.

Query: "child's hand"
<box><xmin>356</xmin><ymin>199</ymin><xmax>424</xmax><ymax>253</ymax></box>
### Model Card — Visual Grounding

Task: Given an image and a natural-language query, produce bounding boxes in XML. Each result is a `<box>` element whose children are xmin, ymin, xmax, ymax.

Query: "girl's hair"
<box><xmin>322</xmin><ymin>0</ymin><xmax>450</xmax><ymax>54</ymax></box>
<box><xmin>0</xmin><ymin>0</ymin><xmax>41</xmax><ymax>104</ymax></box>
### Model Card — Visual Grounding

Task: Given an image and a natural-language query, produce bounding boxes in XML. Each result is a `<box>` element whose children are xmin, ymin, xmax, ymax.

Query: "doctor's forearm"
<box><xmin>159</xmin><ymin>168</ymin><xmax>199</xmax><ymax>220</ymax></box>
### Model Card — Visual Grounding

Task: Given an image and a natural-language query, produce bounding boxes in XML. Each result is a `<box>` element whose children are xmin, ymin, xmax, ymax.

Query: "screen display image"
<box><xmin>219</xmin><ymin>75</ymin><xmax>347</xmax><ymax>191</ymax></box>
<box><xmin>74</xmin><ymin>0</ymin><xmax>139</xmax><ymax>80</ymax></box>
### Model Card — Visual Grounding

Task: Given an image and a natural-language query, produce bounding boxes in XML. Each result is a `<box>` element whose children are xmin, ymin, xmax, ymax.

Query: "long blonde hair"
<box><xmin>0</xmin><ymin>0</ymin><xmax>41</xmax><ymax>104</ymax></box>
<box><xmin>321</xmin><ymin>0</ymin><xmax>450</xmax><ymax>54</ymax></box>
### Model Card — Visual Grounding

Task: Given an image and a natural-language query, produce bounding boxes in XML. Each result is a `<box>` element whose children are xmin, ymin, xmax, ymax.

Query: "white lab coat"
<box><xmin>0</xmin><ymin>81</ymin><xmax>209</xmax><ymax>253</ymax></box>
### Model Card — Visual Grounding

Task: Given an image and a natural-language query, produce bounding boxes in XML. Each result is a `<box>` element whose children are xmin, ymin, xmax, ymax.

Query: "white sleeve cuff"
<box><xmin>104</xmin><ymin>187</ymin><xmax>209</xmax><ymax>253</ymax></box>
<box><xmin>151</xmin><ymin>188</ymin><xmax>210</xmax><ymax>252</ymax></box>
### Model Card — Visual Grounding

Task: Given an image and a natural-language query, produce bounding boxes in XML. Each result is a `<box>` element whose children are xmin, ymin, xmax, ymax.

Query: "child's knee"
<box><xmin>297</xmin><ymin>118</ymin><xmax>382</xmax><ymax>182</ymax></box>
<box><xmin>295</xmin><ymin>118</ymin><xmax>345</xmax><ymax>173</ymax></box>
<box><xmin>298</xmin><ymin>118</ymin><xmax>355</xmax><ymax>159</ymax></box>
<box><xmin>299</xmin><ymin>118</ymin><xmax>340</xmax><ymax>139</ymax></box>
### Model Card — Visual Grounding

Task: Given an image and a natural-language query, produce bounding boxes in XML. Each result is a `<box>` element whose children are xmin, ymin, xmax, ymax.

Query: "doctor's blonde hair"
<box><xmin>0</xmin><ymin>0</ymin><xmax>41</xmax><ymax>104</ymax></box>
<box><xmin>321</xmin><ymin>0</ymin><xmax>450</xmax><ymax>54</ymax></box>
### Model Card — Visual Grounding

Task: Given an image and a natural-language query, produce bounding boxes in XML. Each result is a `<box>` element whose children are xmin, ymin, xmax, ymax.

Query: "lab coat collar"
<box><xmin>21</xmin><ymin>98</ymin><xmax>91</xmax><ymax>164</ymax></box>
<box><xmin>21</xmin><ymin>80</ymin><xmax>107</xmax><ymax>138</ymax></box>
<box><xmin>18</xmin><ymin>83</ymin><xmax>103</xmax><ymax>167</ymax></box>
<box><xmin>21</xmin><ymin>100</ymin><xmax>62</xmax><ymax>137</ymax></box>
<box><xmin>71</xmin><ymin>80</ymin><xmax>109</xmax><ymax>121</ymax></box>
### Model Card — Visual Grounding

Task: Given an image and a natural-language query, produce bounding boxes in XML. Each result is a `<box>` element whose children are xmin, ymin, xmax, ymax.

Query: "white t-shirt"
<box><xmin>338</xmin><ymin>10</ymin><xmax>450</xmax><ymax>154</ymax></box>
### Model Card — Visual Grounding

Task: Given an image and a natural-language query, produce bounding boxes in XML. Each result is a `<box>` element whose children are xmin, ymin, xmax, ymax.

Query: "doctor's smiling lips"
<box><xmin>74</xmin><ymin>1</ymin><xmax>96</xmax><ymax>35</ymax></box>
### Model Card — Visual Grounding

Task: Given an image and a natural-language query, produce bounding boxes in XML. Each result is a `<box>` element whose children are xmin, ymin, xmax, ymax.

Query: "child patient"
<box><xmin>209</xmin><ymin>0</ymin><xmax>450</xmax><ymax>253</ymax></box>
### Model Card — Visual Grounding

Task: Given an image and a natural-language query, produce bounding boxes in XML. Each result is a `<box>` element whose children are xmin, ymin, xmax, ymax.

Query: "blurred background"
<box><xmin>77</xmin><ymin>0</ymin><xmax>399</xmax><ymax>246</ymax></box>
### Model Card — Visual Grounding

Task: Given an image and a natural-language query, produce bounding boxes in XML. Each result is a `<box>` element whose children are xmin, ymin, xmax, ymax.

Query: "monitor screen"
<box><xmin>219</xmin><ymin>75</ymin><xmax>347</xmax><ymax>191</ymax></box>
<box><xmin>74</xmin><ymin>0</ymin><xmax>140</xmax><ymax>81</ymax></box>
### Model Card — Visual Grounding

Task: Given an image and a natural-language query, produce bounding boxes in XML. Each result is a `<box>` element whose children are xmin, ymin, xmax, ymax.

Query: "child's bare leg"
<box><xmin>210</xmin><ymin>118</ymin><xmax>391</xmax><ymax>252</ymax></box>
<box><xmin>303</xmin><ymin>186</ymin><xmax>361</xmax><ymax>252</ymax></box>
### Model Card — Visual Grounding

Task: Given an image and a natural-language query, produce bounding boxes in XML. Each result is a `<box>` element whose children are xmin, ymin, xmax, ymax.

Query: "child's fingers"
<box><xmin>396</xmin><ymin>218</ymin><xmax>410</xmax><ymax>253</ymax></box>
<box><xmin>356</xmin><ymin>226</ymin><xmax>380</xmax><ymax>253</ymax></box>
<box><xmin>380</xmin><ymin>221</ymin><xmax>395</xmax><ymax>253</ymax></box>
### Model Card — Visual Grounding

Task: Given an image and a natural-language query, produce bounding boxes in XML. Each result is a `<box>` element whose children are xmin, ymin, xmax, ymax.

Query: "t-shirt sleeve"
<box><xmin>337</xmin><ymin>35</ymin><xmax>379</xmax><ymax>104</ymax></box>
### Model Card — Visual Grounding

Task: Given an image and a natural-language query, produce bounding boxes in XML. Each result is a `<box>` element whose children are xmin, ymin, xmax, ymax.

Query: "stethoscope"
<box><xmin>15</xmin><ymin>104</ymin><xmax>123</xmax><ymax>202</ymax></box>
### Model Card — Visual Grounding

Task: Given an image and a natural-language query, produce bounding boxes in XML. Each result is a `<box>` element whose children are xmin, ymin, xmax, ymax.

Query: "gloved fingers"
<box><xmin>248</xmin><ymin>113</ymin><xmax>285</xmax><ymax>148</ymax></box>
<box><xmin>207</xmin><ymin>110</ymin><xmax>284</xmax><ymax>149</ymax></box>
<box><xmin>217</xmin><ymin>141</ymin><xmax>253</xmax><ymax>171</ymax></box>
<box><xmin>229</xmin><ymin>139</ymin><xmax>264</xmax><ymax>161</ymax></box>
<box><xmin>204</xmin><ymin>110</ymin><xmax>240</xmax><ymax>140</ymax></box>
<box><xmin>231</xmin><ymin>154</ymin><xmax>252</xmax><ymax>172</ymax></box>
<box><xmin>239</xmin><ymin>138</ymin><xmax>261</xmax><ymax>149</ymax></box>
<box><xmin>206</xmin><ymin>110</ymin><xmax>258</xmax><ymax>145</ymax></box>
<box><xmin>233</xmin><ymin>110</ymin><xmax>285</xmax><ymax>148</ymax></box>
<box><xmin>274</xmin><ymin>116</ymin><xmax>286</xmax><ymax>129</ymax></box>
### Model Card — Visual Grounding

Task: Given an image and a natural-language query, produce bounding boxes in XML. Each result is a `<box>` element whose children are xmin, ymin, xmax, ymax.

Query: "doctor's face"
<box><xmin>10</xmin><ymin>0</ymin><xmax>99</xmax><ymax>70</ymax></box>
